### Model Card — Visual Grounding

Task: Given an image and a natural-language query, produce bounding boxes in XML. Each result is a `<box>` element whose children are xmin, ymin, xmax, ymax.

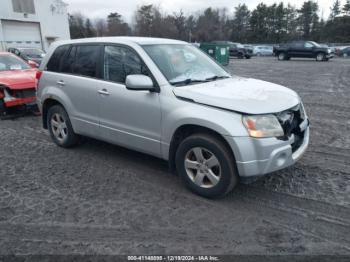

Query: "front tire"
<box><xmin>0</xmin><ymin>99</ymin><xmax>5</xmax><ymax>114</ymax></box>
<box><xmin>47</xmin><ymin>105</ymin><xmax>79</xmax><ymax>148</ymax></box>
<box><xmin>175</xmin><ymin>134</ymin><xmax>238</xmax><ymax>198</ymax></box>
<box><xmin>316</xmin><ymin>53</ymin><xmax>325</xmax><ymax>61</ymax></box>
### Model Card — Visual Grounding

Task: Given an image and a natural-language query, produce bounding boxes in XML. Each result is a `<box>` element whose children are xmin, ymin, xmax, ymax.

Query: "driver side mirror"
<box><xmin>27</xmin><ymin>60</ymin><xmax>39</xmax><ymax>68</ymax></box>
<box><xmin>125</xmin><ymin>75</ymin><xmax>155</xmax><ymax>91</ymax></box>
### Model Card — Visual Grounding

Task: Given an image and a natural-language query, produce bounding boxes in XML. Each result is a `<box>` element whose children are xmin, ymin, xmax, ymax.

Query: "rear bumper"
<box><xmin>226</xmin><ymin>121</ymin><xmax>310</xmax><ymax>177</ymax></box>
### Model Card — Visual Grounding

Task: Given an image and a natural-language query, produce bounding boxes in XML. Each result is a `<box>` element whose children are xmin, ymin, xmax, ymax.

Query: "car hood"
<box><xmin>173</xmin><ymin>77</ymin><xmax>300</xmax><ymax>114</ymax></box>
<box><xmin>0</xmin><ymin>69</ymin><xmax>37</xmax><ymax>90</ymax></box>
<box><xmin>28</xmin><ymin>57</ymin><xmax>42</xmax><ymax>64</ymax></box>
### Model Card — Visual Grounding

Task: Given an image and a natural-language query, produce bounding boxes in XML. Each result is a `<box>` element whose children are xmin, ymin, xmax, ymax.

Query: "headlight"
<box><xmin>242</xmin><ymin>115</ymin><xmax>284</xmax><ymax>138</ymax></box>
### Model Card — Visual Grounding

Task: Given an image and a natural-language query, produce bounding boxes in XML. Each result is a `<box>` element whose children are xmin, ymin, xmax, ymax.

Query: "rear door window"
<box><xmin>73</xmin><ymin>45</ymin><xmax>100</xmax><ymax>78</ymax></box>
<box><xmin>46</xmin><ymin>45</ymin><xmax>70</xmax><ymax>72</ymax></box>
<box><xmin>292</xmin><ymin>42</ymin><xmax>303</xmax><ymax>48</ymax></box>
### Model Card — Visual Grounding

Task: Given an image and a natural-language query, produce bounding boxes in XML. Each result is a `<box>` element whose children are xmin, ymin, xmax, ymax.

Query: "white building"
<box><xmin>0</xmin><ymin>0</ymin><xmax>70</xmax><ymax>52</ymax></box>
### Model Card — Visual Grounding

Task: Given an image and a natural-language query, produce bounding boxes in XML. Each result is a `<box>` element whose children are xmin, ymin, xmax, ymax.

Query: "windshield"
<box><xmin>142</xmin><ymin>44</ymin><xmax>230</xmax><ymax>86</ymax></box>
<box><xmin>236</xmin><ymin>43</ymin><xmax>245</xmax><ymax>48</ymax></box>
<box><xmin>309</xmin><ymin>41</ymin><xmax>321</xmax><ymax>47</ymax></box>
<box><xmin>0</xmin><ymin>54</ymin><xmax>30</xmax><ymax>71</ymax></box>
<box><xmin>20</xmin><ymin>48</ymin><xmax>45</xmax><ymax>58</ymax></box>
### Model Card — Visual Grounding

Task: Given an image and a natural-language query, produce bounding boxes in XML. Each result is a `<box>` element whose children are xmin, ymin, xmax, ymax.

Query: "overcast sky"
<box><xmin>65</xmin><ymin>0</ymin><xmax>336</xmax><ymax>22</ymax></box>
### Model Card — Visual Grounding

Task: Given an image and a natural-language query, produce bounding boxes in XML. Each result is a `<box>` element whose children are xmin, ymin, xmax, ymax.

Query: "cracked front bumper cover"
<box><xmin>226</xmin><ymin>122</ymin><xmax>310</xmax><ymax>177</ymax></box>
<box><xmin>4</xmin><ymin>96</ymin><xmax>37</xmax><ymax>107</ymax></box>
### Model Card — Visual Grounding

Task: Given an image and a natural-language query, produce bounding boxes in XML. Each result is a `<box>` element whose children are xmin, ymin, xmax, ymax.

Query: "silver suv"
<box><xmin>37</xmin><ymin>37</ymin><xmax>309</xmax><ymax>198</ymax></box>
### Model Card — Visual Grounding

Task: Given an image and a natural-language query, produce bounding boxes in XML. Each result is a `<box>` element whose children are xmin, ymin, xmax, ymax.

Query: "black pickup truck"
<box><xmin>273</xmin><ymin>41</ymin><xmax>333</xmax><ymax>61</ymax></box>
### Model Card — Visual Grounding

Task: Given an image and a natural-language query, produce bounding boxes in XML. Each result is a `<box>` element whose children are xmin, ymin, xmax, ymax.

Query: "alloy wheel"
<box><xmin>51</xmin><ymin>113</ymin><xmax>68</xmax><ymax>142</ymax></box>
<box><xmin>278</xmin><ymin>53</ymin><xmax>285</xmax><ymax>60</ymax></box>
<box><xmin>184</xmin><ymin>147</ymin><xmax>221</xmax><ymax>188</ymax></box>
<box><xmin>317</xmin><ymin>53</ymin><xmax>324</xmax><ymax>61</ymax></box>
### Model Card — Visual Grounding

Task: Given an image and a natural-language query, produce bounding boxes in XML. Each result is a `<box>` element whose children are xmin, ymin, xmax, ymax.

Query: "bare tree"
<box><xmin>172</xmin><ymin>10</ymin><xmax>186</xmax><ymax>40</ymax></box>
<box><xmin>94</xmin><ymin>18</ymin><xmax>108</xmax><ymax>37</ymax></box>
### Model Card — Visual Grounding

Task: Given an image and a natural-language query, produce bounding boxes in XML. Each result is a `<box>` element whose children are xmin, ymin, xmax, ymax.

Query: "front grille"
<box><xmin>14</xmin><ymin>89</ymin><xmax>36</xmax><ymax>98</ymax></box>
<box><xmin>276</xmin><ymin>104</ymin><xmax>305</xmax><ymax>153</ymax></box>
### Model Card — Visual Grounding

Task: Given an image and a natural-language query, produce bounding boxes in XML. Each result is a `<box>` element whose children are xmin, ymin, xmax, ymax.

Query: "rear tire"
<box><xmin>47</xmin><ymin>105</ymin><xmax>79</xmax><ymax>148</ymax></box>
<box><xmin>278</xmin><ymin>52</ymin><xmax>287</xmax><ymax>61</ymax></box>
<box><xmin>175</xmin><ymin>134</ymin><xmax>238</xmax><ymax>198</ymax></box>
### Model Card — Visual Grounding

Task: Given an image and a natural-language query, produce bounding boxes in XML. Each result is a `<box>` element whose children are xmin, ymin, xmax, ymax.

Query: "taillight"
<box><xmin>36</xmin><ymin>70</ymin><xmax>43</xmax><ymax>80</ymax></box>
<box><xmin>35</xmin><ymin>71</ymin><xmax>43</xmax><ymax>89</ymax></box>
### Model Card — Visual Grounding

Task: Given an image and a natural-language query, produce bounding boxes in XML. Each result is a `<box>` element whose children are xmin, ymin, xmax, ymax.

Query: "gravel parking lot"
<box><xmin>0</xmin><ymin>57</ymin><xmax>349</xmax><ymax>256</ymax></box>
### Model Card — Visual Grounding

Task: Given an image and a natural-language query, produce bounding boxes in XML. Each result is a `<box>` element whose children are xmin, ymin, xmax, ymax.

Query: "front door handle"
<box><xmin>57</xmin><ymin>80</ymin><xmax>65</xmax><ymax>86</ymax></box>
<box><xmin>98</xmin><ymin>89</ymin><xmax>110</xmax><ymax>96</ymax></box>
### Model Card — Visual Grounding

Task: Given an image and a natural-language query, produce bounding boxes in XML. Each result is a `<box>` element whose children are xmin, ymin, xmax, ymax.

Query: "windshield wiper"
<box><xmin>170</xmin><ymin>78</ymin><xmax>209</xmax><ymax>86</ymax></box>
<box><xmin>205</xmin><ymin>75</ymin><xmax>230</xmax><ymax>81</ymax></box>
<box><xmin>170</xmin><ymin>76</ymin><xmax>230</xmax><ymax>86</ymax></box>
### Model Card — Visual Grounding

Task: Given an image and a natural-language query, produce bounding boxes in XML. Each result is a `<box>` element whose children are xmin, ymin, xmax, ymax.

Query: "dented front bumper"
<box><xmin>226</xmin><ymin>119</ymin><xmax>310</xmax><ymax>177</ymax></box>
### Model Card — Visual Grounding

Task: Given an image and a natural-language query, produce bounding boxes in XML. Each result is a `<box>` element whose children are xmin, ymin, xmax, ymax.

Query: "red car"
<box><xmin>0</xmin><ymin>52</ymin><xmax>38</xmax><ymax>114</ymax></box>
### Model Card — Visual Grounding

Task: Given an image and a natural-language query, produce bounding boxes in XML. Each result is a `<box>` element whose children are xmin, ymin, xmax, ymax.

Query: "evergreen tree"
<box><xmin>297</xmin><ymin>1</ymin><xmax>319</xmax><ymax>39</ymax></box>
<box><xmin>69</xmin><ymin>13</ymin><xmax>87</xmax><ymax>39</ymax></box>
<box><xmin>329</xmin><ymin>0</ymin><xmax>341</xmax><ymax>20</ymax></box>
<box><xmin>232</xmin><ymin>4</ymin><xmax>250</xmax><ymax>42</ymax></box>
<box><xmin>284</xmin><ymin>4</ymin><xmax>298</xmax><ymax>41</ymax></box>
<box><xmin>343</xmin><ymin>0</ymin><xmax>350</xmax><ymax>13</ymax></box>
<box><xmin>196</xmin><ymin>8</ymin><xmax>222</xmax><ymax>41</ymax></box>
<box><xmin>273</xmin><ymin>3</ymin><xmax>287</xmax><ymax>43</ymax></box>
<box><xmin>134</xmin><ymin>5</ymin><xmax>154</xmax><ymax>36</ymax></box>
<box><xmin>68</xmin><ymin>1</ymin><xmax>350</xmax><ymax>44</ymax></box>
<box><xmin>107</xmin><ymin>12</ymin><xmax>130</xmax><ymax>36</ymax></box>
<box><xmin>249</xmin><ymin>3</ymin><xmax>269</xmax><ymax>43</ymax></box>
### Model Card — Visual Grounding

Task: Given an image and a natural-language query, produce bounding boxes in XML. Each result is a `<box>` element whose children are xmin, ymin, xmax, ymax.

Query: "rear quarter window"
<box><xmin>61</xmin><ymin>46</ymin><xmax>77</xmax><ymax>74</ymax></box>
<box><xmin>46</xmin><ymin>45</ymin><xmax>70</xmax><ymax>72</ymax></box>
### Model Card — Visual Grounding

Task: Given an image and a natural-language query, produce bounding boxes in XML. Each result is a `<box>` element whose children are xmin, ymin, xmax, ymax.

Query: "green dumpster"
<box><xmin>200</xmin><ymin>43</ymin><xmax>230</xmax><ymax>66</ymax></box>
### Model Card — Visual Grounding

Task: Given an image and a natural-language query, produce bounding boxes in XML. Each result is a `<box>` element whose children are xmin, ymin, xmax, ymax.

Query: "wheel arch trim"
<box><xmin>41</xmin><ymin>93</ymin><xmax>71</xmax><ymax>129</ymax></box>
<box><xmin>164</xmin><ymin>122</ymin><xmax>241</xmax><ymax>174</ymax></box>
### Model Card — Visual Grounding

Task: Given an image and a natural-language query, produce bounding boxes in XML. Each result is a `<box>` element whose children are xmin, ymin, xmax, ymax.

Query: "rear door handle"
<box><xmin>57</xmin><ymin>80</ymin><xmax>65</xmax><ymax>86</ymax></box>
<box><xmin>98</xmin><ymin>89</ymin><xmax>110</xmax><ymax>96</ymax></box>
